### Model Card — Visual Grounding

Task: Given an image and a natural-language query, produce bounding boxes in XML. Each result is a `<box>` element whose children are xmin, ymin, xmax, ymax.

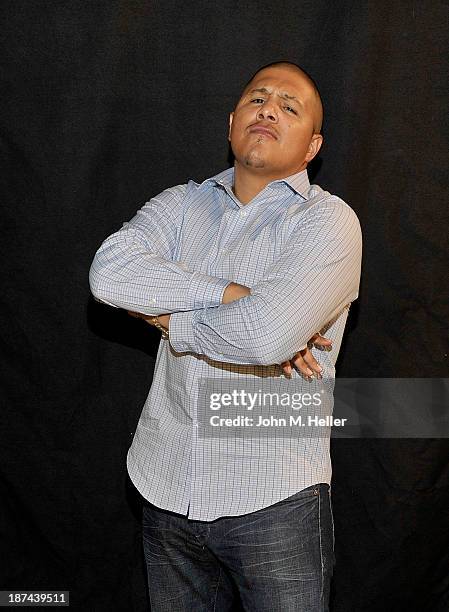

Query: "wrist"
<box><xmin>151</xmin><ymin>315</ymin><xmax>169</xmax><ymax>339</ymax></box>
<box><xmin>222</xmin><ymin>282</ymin><xmax>251</xmax><ymax>304</ymax></box>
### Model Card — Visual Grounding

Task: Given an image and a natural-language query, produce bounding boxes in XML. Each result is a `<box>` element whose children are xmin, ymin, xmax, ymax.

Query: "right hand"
<box><xmin>281</xmin><ymin>333</ymin><xmax>332</xmax><ymax>379</ymax></box>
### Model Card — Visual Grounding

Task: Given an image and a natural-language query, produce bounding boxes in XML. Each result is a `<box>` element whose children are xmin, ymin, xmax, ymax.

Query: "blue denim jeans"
<box><xmin>142</xmin><ymin>483</ymin><xmax>335</xmax><ymax>611</ymax></box>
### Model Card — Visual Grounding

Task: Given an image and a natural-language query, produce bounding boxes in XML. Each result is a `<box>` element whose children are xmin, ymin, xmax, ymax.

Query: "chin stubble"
<box><xmin>244</xmin><ymin>139</ymin><xmax>266</xmax><ymax>168</ymax></box>
<box><xmin>244</xmin><ymin>156</ymin><xmax>265</xmax><ymax>168</ymax></box>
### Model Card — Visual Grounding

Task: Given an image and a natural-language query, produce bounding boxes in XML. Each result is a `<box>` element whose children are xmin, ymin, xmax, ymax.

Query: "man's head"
<box><xmin>228</xmin><ymin>62</ymin><xmax>323</xmax><ymax>179</ymax></box>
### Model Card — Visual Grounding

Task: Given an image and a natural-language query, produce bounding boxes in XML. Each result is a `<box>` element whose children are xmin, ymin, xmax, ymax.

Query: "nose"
<box><xmin>256</xmin><ymin>101</ymin><xmax>278</xmax><ymax>122</ymax></box>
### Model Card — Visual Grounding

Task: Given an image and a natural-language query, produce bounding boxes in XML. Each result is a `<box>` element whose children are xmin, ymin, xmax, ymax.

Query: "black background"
<box><xmin>1</xmin><ymin>1</ymin><xmax>448</xmax><ymax>610</ymax></box>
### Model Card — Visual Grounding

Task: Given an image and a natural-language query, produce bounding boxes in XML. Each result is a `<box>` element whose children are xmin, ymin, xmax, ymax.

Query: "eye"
<box><xmin>250</xmin><ymin>98</ymin><xmax>265</xmax><ymax>104</ymax></box>
<box><xmin>284</xmin><ymin>105</ymin><xmax>298</xmax><ymax>114</ymax></box>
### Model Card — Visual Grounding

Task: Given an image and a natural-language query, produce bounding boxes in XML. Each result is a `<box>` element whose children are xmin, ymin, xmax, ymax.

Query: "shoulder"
<box><xmin>140</xmin><ymin>173</ymin><xmax>224</xmax><ymax>219</ymax></box>
<box><xmin>153</xmin><ymin>167</ymin><xmax>231</xmax><ymax>203</ymax></box>
<box><xmin>148</xmin><ymin>183</ymin><xmax>189</xmax><ymax>205</ymax></box>
<box><xmin>135</xmin><ymin>183</ymin><xmax>189</xmax><ymax>222</ymax></box>
<box><xmin>301</xmin><ymin>184</ymin><xmax>361</xmax><ymax>237</ymax></box>
<box><xmin>284</xmin><ymin>185</ymin><xmax>362</xmax><ymax>256</ymax></box>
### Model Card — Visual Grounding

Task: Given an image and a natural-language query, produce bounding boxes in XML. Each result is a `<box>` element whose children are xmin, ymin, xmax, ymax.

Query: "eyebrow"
<box><xmin>248</xmin><ymin>87</ymin><xmax>304</xmax><ymax>106</ymax></box>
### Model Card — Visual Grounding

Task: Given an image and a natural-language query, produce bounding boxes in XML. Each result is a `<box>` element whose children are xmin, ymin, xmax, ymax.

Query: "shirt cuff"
<box><xmin>169</xmin><ymin>310</ymin><xmax>199</xmax><ymax>354</ymax></box>
<box><xmin>186</xmin><ymin>273</ymin><xmax>231</xmax><ymax>310</ymax></box>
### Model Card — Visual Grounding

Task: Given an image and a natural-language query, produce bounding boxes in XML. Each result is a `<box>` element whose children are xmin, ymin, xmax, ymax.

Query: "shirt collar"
<box><xmin>200</xmin><ymin>166</ymin><xmax>311</xmax><ymax>201</ymax></box>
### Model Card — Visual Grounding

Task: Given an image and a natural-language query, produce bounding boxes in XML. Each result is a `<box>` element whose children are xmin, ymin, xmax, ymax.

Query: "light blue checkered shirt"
<box><xmin>89</xmin><ymin>167</ymin><xmax>362</xmax><ymax>520</ymax></box>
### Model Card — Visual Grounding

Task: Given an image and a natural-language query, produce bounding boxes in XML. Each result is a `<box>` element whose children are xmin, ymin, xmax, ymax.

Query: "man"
<box><xmin>90</xmin><ymin>61</ymin><xmax>362</xmax><ymax>611</ymax></box>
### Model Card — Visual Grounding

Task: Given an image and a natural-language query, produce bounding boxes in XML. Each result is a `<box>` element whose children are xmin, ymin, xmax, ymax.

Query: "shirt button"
<box><xmin>240</xmin><ymin>210</ymin><xmax>247</xmax><ymax>217</ymax></box>
<box><xmin>150</xmin><ymin>298</ymin><xmax>156</xmax><ymax>304</ymax></box>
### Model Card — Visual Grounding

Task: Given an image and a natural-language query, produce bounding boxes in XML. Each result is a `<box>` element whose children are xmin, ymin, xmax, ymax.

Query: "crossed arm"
<box><xmin>130</xmin><ymin>280</ymin><xmax>333</xmax><ymax>378</ymax></box>
<box><xmin>90</xmin><ymin>185</ymin><xmax>362</xmax><ymax>373</ymax></box>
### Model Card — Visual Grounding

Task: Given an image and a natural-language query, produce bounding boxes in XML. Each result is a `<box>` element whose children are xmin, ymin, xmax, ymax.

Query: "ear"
<box><xmin>228</xmin><ymin>112</ymin><xmax>234</xmax><ymax>141</ymax></box>
<box><xmin>305</xmin><ymin>134</ymin><xmax>323</xmax><ymax>163</ymax></box>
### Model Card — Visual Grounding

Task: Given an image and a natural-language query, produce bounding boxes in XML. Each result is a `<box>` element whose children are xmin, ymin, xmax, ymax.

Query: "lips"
<box><xmin>248</xmin><ymin>124</ymin><xmax>277</xmax><ymax>140</ymax></box>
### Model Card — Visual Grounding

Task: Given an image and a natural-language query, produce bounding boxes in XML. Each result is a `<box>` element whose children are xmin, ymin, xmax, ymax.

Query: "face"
<box><xmin>228</xmin><ymin>65</ymin><xmax>323</xmax><ymax>178</ymax></box>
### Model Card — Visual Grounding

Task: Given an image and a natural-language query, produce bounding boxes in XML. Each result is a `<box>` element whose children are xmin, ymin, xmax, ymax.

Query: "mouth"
<box><xmin>248</xmin><ymin>125</ymin><xmax>278</xmax><ymax>140</ymax></box>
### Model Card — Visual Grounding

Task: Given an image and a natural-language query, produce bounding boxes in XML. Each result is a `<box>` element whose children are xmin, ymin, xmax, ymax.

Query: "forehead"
<box><xmin>242</xmin><ymin>66</ymin><xmax>314</xmax><ymax>100</ymax></box>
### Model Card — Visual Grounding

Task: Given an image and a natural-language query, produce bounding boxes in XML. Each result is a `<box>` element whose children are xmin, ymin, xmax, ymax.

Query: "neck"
<box><xmin>232</xmin><ymin>160</ymin><xmax>306</xmax><ymax>205</ymax></box>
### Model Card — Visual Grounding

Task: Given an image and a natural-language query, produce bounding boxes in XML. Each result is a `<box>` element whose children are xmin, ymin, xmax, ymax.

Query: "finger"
<box><xmin>281</xmin><ymin>361</ymin><xmax>292</xmax><ymax>377</ymax></box>
<box><xmin>309</xmin><ymin>333</ymin><xmax>332</xmax><ymax>347</ymax></box>
<box><xmin>299</xmin><ymin>348</ymin><xmax>322</xmax><ymax>378</ymax></box>
<box><xmin>291</xmin><ymin>352</ymin><xmax>314</xmax><ymax>379</ymax></box>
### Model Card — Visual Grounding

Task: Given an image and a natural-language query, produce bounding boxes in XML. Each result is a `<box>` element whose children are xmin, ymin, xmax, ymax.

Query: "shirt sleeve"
<box><xmin>169</xmin><ymin>197</ymin><xmax>362</xmax><ymax>365</ymax></box>
<box><xmin>89</xmin><ymin>185</ymin><xmax>231</xmax><ymax>315</ymax></box>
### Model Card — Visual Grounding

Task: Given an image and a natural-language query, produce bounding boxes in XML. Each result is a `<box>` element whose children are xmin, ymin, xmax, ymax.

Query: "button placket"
<box><xmin>205</xmin><ymin>201</ymin><xmax>236</xmax><ymax>273</ymax></box>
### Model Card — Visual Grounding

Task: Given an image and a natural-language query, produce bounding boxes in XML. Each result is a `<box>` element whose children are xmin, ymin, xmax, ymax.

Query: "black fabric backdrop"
<box><xmin>1</xmin><ymin>2</ymin><xmax>448</xmax><ymax>610</ymax></box>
